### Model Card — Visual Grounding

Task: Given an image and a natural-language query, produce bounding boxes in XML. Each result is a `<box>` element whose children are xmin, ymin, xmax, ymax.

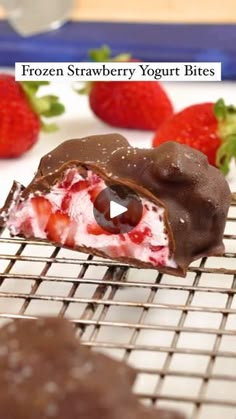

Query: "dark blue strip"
<box><xmin>0</xmin><ymin>20</ymin><xmax>235</xmax><ymax>79</ymax></box>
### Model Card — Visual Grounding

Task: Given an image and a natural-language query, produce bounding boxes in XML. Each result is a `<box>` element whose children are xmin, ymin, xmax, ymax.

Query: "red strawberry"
<box><xmin>87</xmin><ymin>223</ymin><xmax>110</xmax><ymax>235</ymax></box>
<box><xmin>80</xmin><ymin>46</ymin><xmax>173</xmax><ymax>130</ymax></box>
<box><xmin>89</xmin><ymin>81</ymin><xmax>173</xmax><ymax>130</ymax></box>
<box><xmin>65</xmin><ymin>221</ymin><xmax>77</xmax><ymax>248</ymax></box>
<box><xmin>61</xmin><ymin>193</ymin><xmax>72</xmax><ymax>213</ymax></box>
<box><xmin>0</xmin><ymin>75</ymin><xmax>65</xmax><ymax>158</ymax></box>
<box><xmin>153</xmin><ymin>99</ymin><xmax>236</xmax><ymax>174</ymax></box>
<box><xmin>46</xmin><ymin>211</ymin><xmax>76</xmax><ymax>247</ymax></box>
<box><xmin>0</xmin><ymin>74</ymin><xmax>24</xmax><ymax>100</ymax></box>
<box><xmin>70</xmin><ymin>180</ymin><xmax>90</xmax><ymax>193</ymax></box>
<box><xmin>89</xmin><ymin>186</ymin><xmax>103</xmax><ymax>203</ymax></box>
<box><xmin>20</xmin><ymin>218</ymin><xmax>34</xmax><ymax>237</ymax></box>
<box><xmin>149</xmin><ymin>244</ymin><xmax>164</xmax><ymax>252</ymax></box>
<box><xmin>31</xmin><ymin>196</ymin><xmax>52</xmax><ymax>231</ymax></box>
<box><xmin>120</xmin><ymin>200</ymin><xmax>143</xmax><ymax>227</ymax></box>
<box><xmin>128</xmin><ymin>226</ymin><xmax>151</xmax><ymax>244</ymax></box>
<box><xmin>61</xmin><ymin>180</ymin><xmax>90</xmax><ymax>212</ymax></box>
<box><xmin>59</xmin><ymin>169</ymin><xmax>77</xmax><ymax>189</ymax></box>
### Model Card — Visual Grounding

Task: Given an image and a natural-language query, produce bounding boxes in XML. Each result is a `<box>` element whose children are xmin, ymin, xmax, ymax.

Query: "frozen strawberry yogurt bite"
<box><xmin>0</xmin><ymin>134</ymin><xmax>231</xmax><ymax>277</ymax></box>
<box><xmin>0</xmin><ymin>317</ymin><xmax>186</xmax><ymax>419</ymax></box>
<box><xmin>4</xmin><ymin>168</ymin><xmax>176</xmax><ymax>270</ymax></box>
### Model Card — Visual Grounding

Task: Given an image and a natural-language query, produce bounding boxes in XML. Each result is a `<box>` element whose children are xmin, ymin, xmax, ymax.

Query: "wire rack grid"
<box><xmin>0</xmin><ymin>198</ymin><xmax>236</xmax><ymax>419</ymax></box>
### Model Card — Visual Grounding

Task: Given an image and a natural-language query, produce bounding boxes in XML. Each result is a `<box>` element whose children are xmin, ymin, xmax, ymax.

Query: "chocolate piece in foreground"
<box><xmin>0</xmin><ymin>317</ymin><xmax>185</xmax><ymax>419</ymax></box>
<box><xmin>0</xmin><ymin>134</ymin><xmax>231</xmax><ymax>276</ymax></box>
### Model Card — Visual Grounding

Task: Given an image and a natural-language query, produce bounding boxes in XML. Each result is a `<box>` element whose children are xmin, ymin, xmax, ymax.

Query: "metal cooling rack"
<box><xmin>0</xmin><ymin>199</ymin><xmax>236</xmax><ymax>419</ymax></box>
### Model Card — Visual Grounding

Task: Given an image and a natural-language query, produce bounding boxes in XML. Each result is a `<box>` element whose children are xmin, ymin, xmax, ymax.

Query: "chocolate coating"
<box><xmin>0</xmin><ymin>134</ymin><xmax>231</xmax><ymax>275</ymax></box>
<box><xmin>0</xmin><ymin>317</ymin><xmax>185</xmax><ymax>419</ymax></box>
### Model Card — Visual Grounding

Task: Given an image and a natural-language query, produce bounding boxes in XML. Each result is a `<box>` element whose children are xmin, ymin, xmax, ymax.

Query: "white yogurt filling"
<box><xmin>7</xmin><ymin>169</ymin><xmax>177</xmax><ymax>269</ymax></box>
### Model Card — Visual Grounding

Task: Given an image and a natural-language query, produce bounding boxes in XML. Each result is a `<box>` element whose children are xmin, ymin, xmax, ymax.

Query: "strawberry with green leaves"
<box><xmin>152</xmin><ymin>99</ymin><xmax>236</xmax><ymax>175</ymax></box>
<box><xmin>0</xmin><ymin>75</ymin><xmax>65</xmax><ymax>158</ymax></box>
<box><xmin>80</xmin><ymin>46</ymin><xmax>173</xmax><ymax>130</ymax></box>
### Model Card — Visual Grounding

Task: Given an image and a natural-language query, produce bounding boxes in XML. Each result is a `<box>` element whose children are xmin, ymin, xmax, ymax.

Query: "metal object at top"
<box><xmin>1</xmin><ymin>0</ymin><xmax>74</xmax><ymax>36</ymax></box>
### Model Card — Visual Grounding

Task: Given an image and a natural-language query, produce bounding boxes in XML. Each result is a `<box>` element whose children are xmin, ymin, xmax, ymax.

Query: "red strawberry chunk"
<box><xmin>93</xmin><ymin>189</ymin><xmax>110</xmax><ymax>216</ymax></box>
<box><xmin>90</xmin><ymin>173</ymin><xmax>100</xmax><ymax>185</ymax></box>
<box><xmin>128</xmin><ymin>231</ymin><xmax>144</xmax><ymax>245</ymax></box>
<box><xmin>149</xmin><ymin>254</ymin><xmax>165</xmax><ymax>266</ymax></box>
<box><xmin>87</xmin><ymin>223</ymin><xmax>111</xmax><ymax>235</ymax></box>
<box><xmin>120</xmin><ymin>234</ymin><xmax>126</xmax><ymax>242</ymax></box>
<box><xmin>61</xmin><ymin>180</ymin><xmax>90</xmax><ymax>213</ymax></box>
<box><xmin>31</xmin><ymin>196</ymin><xmax>52</xmax><ymax>231</ymax></box>
<box><xmin>70</xmin><ymin>180</ymin><xmax>90</xmax><ymax>193</ymax></box>
<box><xmin>128</xmin><ymin>226</ymin><xmax>151</xmax><ymax>244</ymax></box>
<box><xmin>61</xmin><ymin>192</ymin><xmax>72</xmax><ymax>213</ymax></box>
<box><xmin>20</xmin><ymin>218</ymin><xmax>34</xmax><ymax>237</ymax></box>
<box><xmin>59</xmin><ymin>169</ymin><xmax>77</xmax><ymax>188</ymax></box>
<box><xmin>65</xmin><ymin>220</ymin><xmax>77</xmax><ymax>247</ymax></box>
<box><xmin>46</xmin><ymin>211</ymin><xmax>73</xmax><ymax>244</ymax></box>
<box><xmin>88</xmin><ymin>186</ymin><xmax>101</xmax><ymax>203</ymax></box>
<box><xmin>149</xmin><ymin>244</ymin><xmax>164</xmax><ymax>252</ymax></box>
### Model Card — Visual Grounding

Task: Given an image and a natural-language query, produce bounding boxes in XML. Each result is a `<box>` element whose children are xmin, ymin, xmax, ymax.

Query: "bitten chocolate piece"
<box><xmin>0</xmin><ymin>317</ymin><xmax>185</xmax><ymax>419</ymax></box>
<box><xmin>0</xmin><ymin>134</ymin><xmax>231</xmax><ymax>276</ymax></box>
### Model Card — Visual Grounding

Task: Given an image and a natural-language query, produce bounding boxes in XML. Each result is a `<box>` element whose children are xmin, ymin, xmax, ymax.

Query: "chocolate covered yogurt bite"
<box><xmin>0</xmin><ymin>134</ymin><xmax>231</xmax><ymax>276</ymax></box>
<box><xmin>0</xmin><ymin>317</ymin><xmax>185</xmax><ymax>419</ymax></box>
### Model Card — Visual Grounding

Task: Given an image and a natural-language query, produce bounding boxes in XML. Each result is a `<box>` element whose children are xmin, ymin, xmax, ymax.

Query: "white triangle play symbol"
<box><xmin>110</xmin><ymin>201</ymin><xmax>127</xmax><ymax>219</ymax></box>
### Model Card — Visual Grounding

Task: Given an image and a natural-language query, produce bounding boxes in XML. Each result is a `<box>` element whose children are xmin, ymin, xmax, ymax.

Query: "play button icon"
<box><xmin>93</xmin><ymin>184</ymin><xmax>143</xmax><ymax>234</ymax></box>
<box><xmin>110</xmin><ymin>201</ymin><xmax>127</xmax><ymax>219</ymax></box>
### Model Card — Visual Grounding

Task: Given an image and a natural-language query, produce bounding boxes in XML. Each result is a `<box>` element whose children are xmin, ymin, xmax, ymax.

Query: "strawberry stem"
<box><xmin>89</xmin><ymin>45</ymin><xmax>131</xmax><ymax>63</ymax></box>
<box><xmin>20</xmin><ymin>81</ymin><xmax>65</xmax><ymax>132</ymax></box>
<box><xmin>89</xmin><ymin>45</ymin><xmax>111</xmax><ymax>62</ymax></box>
<box><xmin>77</xmin><ymin>45</ymin><xmax>131</xmax><ymax>96</ymax></box>
<box><xmin>214</xmin><ymin>98</ymin><xmax>236</xmax><ymax>175</ymax></box>
<box><xmin>216</xmin><ymin>134</ymin><xmax>236</xmax><ymax>175</ymax></box>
